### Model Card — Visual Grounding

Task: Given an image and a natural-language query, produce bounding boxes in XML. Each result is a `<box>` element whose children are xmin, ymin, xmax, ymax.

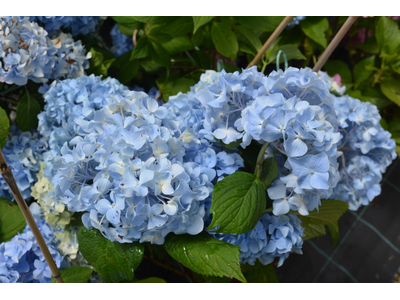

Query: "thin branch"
<box><xmin>142</xmin><ymin>254</ymin><xmax>186</xmax><ymax>277</ymax></box>
<box><xmin>0</xmin><ymin>149</ymin><xmax>64</xmax><ymax>283</ymax></box>
<box><xmin>312</xmin><ymin>16</ymin><xmax>359</xmax><ymax>72</ymax></box>
<box><xmin>246</xmin><ymin>16</ymin><xmax>294</xmax><ymax>69</ymax></box>
<box><xmin>133</xmin><ymin>29</ymin><xmax>138</xmax><ymax>47</ymax></box>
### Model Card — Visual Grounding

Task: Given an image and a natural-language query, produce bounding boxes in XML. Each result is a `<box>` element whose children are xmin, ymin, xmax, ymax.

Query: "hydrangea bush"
<box><xmin>0</xmin><ymin>16</ymin><xmax>398</xmax><ymax>284</ymax></box>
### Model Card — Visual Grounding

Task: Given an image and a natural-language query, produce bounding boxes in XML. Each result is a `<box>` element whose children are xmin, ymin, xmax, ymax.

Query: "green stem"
<box><xmin>255</xmin><ymin>142</ymin><xmax>270</xmax><ymax>177</ymax></box>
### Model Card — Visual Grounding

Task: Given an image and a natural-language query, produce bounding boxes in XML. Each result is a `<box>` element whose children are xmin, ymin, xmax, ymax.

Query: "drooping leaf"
<box><xmin>327</xmin><ymin>225</ymin><xmax>339</xmax><ymax>247</ymax></box>
<box><xmin>78</xmin><ymin>227</ymin><xmax>144</xmax><ymax>283</ymax></box>
<box><xmin>300</xmin><ymin>17</ymin><xmax>329</xmax><ymax>48</ymax></box>
<box><xmin>211</xmin><ymin>22</ymin><xmax>238</xmax><ymax>60</ymax></box>
<box><xmin>50</xmin><ymin>266</ymin><xmax>93</xmax><ymax>283</ymax></box>
<box><xmin>353</xmin><ymin>55</ymin><xmax>375</xmax><ymax>87</ymax></box>
<box><xmin>208</xmin><ymin>172</ymin><xmax>266</xmax><ymax>234</ymax></box>
<box><xmin>192</xmin><ymin>16</ymin><xmax>214</xmax><ymax>34</ymax></box>
<box><xmin>233</xmin><ymin>25</ymin><xmax>262</xmax><ymax>53</ymax></box>
<box><xmin>0</xmin><ymin>198</ymin><xmax>26</xmax><ymax>243</ymax></box>
<box><xmin>376</xmin><ymin>16</ymin><xmax>400</xmax><ymax>57</ymax></box>
<box><xmin>260</xmin><ymin>156</ymin><xmax>279</xmax><ymax>189</ymax></box>
<box><xmin>162</xmin><ymin>36</ymin><xmax>194</xmax><ymax>55</ymax></box>
<box><xmin>241</xmin><ymin>261</ymin><xmax>279</xmax><ymax>283</ymax></box>
<box><xmin>380</xmin><ymin>78</ymin><xmax>400</xmax><ymax>106</ymax></box>
<box><xmin>0</xmin><ymin>107</ymin><xmax>10</xmax><ymax>149</ymax></box>
<box><xmin>163</xmin><ymin>233</ymin><xmax>247</xmax><ymax>283</ymax></box>
<box><xmin>16</xmin><ymin>91</ymin><xmax>41</xmax><ymax>131</ymax></box>
<box><xmin>296</xmin><ymin>200</ymin><xmax>349</xmax><ymax>240</ymax></box>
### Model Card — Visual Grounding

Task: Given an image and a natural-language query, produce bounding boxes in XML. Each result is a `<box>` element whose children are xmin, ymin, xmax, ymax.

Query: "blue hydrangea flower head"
<box><xmin>0</xmin><ymin>16</ymin><xmax>91</xmax><ymax>85</ymax></box>
<box><xmin>110</xmin><ymin>24</ymin><xmax>134</xmax><ymax>57</ymax></box>
<box><xmin>210</xmin><ymin>213</ymin><xmax>304</xmax><ymax>267</ymax></box>
<box><xmin>0</xmin><ymin>203</ymin><xmax>63</xmax><ymax>283</ymax></box>
<box><xmin>30</xmin><ymin>16</ymin><xmax>101</xmax><ymax>37</ymax></box>
<box><xmin>330</xmin><ymin>95</ymin><xmax>397</xmax><ymax>210</ymax></box>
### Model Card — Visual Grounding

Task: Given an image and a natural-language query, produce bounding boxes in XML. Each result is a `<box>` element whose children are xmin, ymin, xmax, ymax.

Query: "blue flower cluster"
<box><xmin>192</xmin><ymin>67</ymin><xmax>341</xmax><ymax>215</ymax></box>
<box><xmin>0</xmin><ymin>203</ymin><xmax>63</xmax><ymax>283</ymax></box>
<box><xmin>110</xmin><ymin>24</ymin><xmax>134</xmax><ymax>57</ymax></box>
<box><xmin>37</xmin><ymin>74</ymin><xmax>243</xmax><ymax>245</ymax></box>
<box><xmin>286</xmin><ymin>17</ymin><xmax>306</xmax><ymax>30</ymax></box>
<box><xmin>210</xmin><ymin>213</ymin><xmax>304</xmax><ymax>267</ymax></box>
<box><xmin>330</xmin><ymin>95</ymin><xmax>397</xmax><ymax>210</ymax></box>
<box><xmin>0</xmin><ymin>125</ymin><xmax>47</xmax><ymax>201</ymax></box>
<box><xmin>0</xmin><ymin>16</ymin><xmax>91</xmax><ymax>85</ymax></box>
<box><xmin>29</xmin><ymin>16</ymin><xmax>101</xmax><ymax>37</ymax></box>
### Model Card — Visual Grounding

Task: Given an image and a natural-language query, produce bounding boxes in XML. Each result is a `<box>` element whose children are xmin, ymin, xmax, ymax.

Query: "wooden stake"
<box><xmin>0</xmin><ymin>149</ymin><xmax>64</xmax><ymax>283</ymax></box>
<box><xmin>313</xmin><ymin>16</ymin><xmax>359</xmax><ymax>72</ymax></box>
<box><xmin>246</xmin><ymin>16</ymin><xmax>294</xmax><ymax>69</ymax></box>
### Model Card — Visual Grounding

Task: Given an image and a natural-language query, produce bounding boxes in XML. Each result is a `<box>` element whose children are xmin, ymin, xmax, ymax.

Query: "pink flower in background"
<box><xmin>332</xmin><ymin>74</ymin><xmax>342</xmax><ymax>87</ymax></box>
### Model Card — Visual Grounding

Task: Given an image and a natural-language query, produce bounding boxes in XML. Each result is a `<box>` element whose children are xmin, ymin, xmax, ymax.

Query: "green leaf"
<box><xmin>353</xmin><ymin>55</ymin><xmax>375</xmax><ymax>87</ymax></box>
<box><xmin>323</xmin><ymin>60</ymin><xmax>352</xmax><ymax>83</ymax></box>
<box><xmin>133</xmin><ymin>277</ymin><xmax>166</xmax><ymax>283</ymax></box>
<box><xmin>327</xmin><ymin>225</ymin><xmax>339</xmax><ymax>247</ymax></box>
<box><xmin>149</xmin><ymin>41</ymin><xmax>172</xmax><ymax>71</ymax></box>
<box><xmin>300</xmin><ymin>17</ymin><xmax>329</xmax><ymax>48</ymax></box>
<box><xmin>220</xmin><ymin>138</ymin><xmax>242</xmax><ymax>149</ymax></box>
<box><xmin>148</xmin><ymin>25</ymin><xmax>173</xmax><ymax>44</ymax></box>
<box><xmin>234</xmin><ymin>25</ymin><xmax>262</xmax><ymax>53</ymax></box>
<box><xmin>87</xmin><ymin>48</ymin><xmax>115</xmax><ymax>77</ymax></box>
<box><xmin>0</xmin><ymin>107</ymin><xmax>10</xmax><ymax>149</ymax></box>
<box><xmin>156</xmin><ymin>77</ymin><xmax>198</xmax><ymax>102</ymax></box>
<box><xmin>162</xmin><ymin>36</ymin><xmax>193</xmax><ymax>55</ymax></box>
<box><xmin>208</xmin><ymin>172</ymin><xmax>266</xmax><ymax>234</ymax></box>
<box><xmin>78</xmin><ymin>227</ymin><xmax>144</xmax><ymax>283</ymax></box>
<box><xmin>131</xmin><ymin>17</ymin><xmax>176</xmax><ymax>24</ymax></box>
<box><xmin>391</xmin><ymin>59</ymin><xmax>400</xmax><ymax>74</ymax></box>
<box><xmin>260</xmin><ymin>156</ymin><xmax>279</xmax><ymax>189</ymax></box>
<box><xmin>163</xmin><ymin>233</ymin><xmax>247</xmax><ymax>283</ymax></box>
<box><xmin>0</xmin><ymin>198</ymin><xmax>27</xmax><ymax>243</ymax></box>
<box><xmin>131</xmin><ymin>36</ymin><xmax>150</xmax><ymax>60</ymax></box>
<box><xmin>192</xmin><ymin>16</ymin><xmax>214</xmax><ymax>34</ymax></box>
<box><xmin>113</xmin><ymin>50</ymin><xmax>140</xmax><ymax>84</ymax></box>
<box><xmin>270</xmin><ymin>44</ymin><xmax>306</xmax><ymax>63</ymax></box>
<box><xmin>380</xmin><ymin>78</ymin><xmax>400</xmax><ymax>106</ymax></box>
<box><xmin>192</xmin><ymin>272</ymin><xmax>232</xmax><ymax>283</ymax></box>
<box><xmin>16</xmin><ymin>91</ymin><xmax>41</xmax><ymax>131</ymax></box>
<box><xmin>162</xmin><ymin>17</ymin><xmax>193</xmax><ymax>37</ymax></box>
<box><xmin>296</xmin><ymin>200</ymin><xmax>349</xmax><ymax>240</ymax></box>
<box><xmin>50</xmin><ymin>266</ymin><xmax>93</xmax><ymax>283</ymax></box>
<box><xmin>242</xmin><ymin>261</ymin><xmax>279</xmax><ymax>283</ymax></box>
<box><xmin>234</xmin><ymin>16</ymin><xmax>284</xmax><ymax>32</ymax></box>
<box><xmin>211</xmin><ymin>22</ymin><xmax>238</xmax><ymax>60</ymax></box>
<box><xmin>376</xmin><ymin>17</ymin><xmax>400</xmax><ymax>57</ymax></box>
<box><xmin>111</xmin><ymin>17</ymin><xmax>144</xmax><ymax>36</ymax></box>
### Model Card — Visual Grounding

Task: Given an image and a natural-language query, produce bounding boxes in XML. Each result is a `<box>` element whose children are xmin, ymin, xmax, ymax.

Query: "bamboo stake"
<box><xmin>246</xmin><ymin>16</ymin><xmax>294</xmax><ymax>69</ymax></box>
<box><xmin>313</xmin><ymin>16</ymin><xmax>359</xmax><ymax>72</ymax></box>
<box><xmin>0</xmin><ymin>149</ymin><xmax>64</xmax><ymax>283</ymax></box>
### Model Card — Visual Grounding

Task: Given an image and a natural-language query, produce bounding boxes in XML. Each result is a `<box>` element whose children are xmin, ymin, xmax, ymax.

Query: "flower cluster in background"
<box><xmin>210</xmin><ymin>213</ymin><xmax>304</xmax><ymax>267</ymax></box>
<box><xmin>110</xmin><ymin>24</ymin><xmax>134</xmax><ymax>57</ymax></box>
<box><xmin>286</xmin><ymin>16</ymin><xmax>306</xmax><ymax>30</ymax></box>
<box><xmin>29</xmin><ymin>16</ymin><xmax>101</xmax><ymax>37</ymax></box>
<box><xmin>0</xmin><ymin>16</ymin><xmax>91</xmax><ymax>85</ymax></box>
<box><xmin>330</xmin><ymin>95</ymin><xmax>397</xmax><ymax>210</ymax></box>
<box><xmin>0</xmin><ymin>203</ymin><xmax>63</xmax><ymax>283</ymax></box>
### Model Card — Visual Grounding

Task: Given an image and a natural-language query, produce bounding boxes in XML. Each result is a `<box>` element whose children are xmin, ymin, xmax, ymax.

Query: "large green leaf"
<box><xmin>86</xmin><ymin>48</ymin><xmax>115</xmax><ymax>77</ymax></box>
<box><xmin>0</xmin><ymin>107</ymin><xmax>10</xmax><ymax>149</ymax></box>
<box><xmin>380</xmin><ymin>78</ymin><xmax>400</xmax><ymax>107</ymax></box>
<box><xmin>323</xmin><ymin>60</ymin><xmax>352</xmax><ymax>83</ymax></box>
<box><xmin>16</xmin><ymin>91</ymin><xmax>41</xmax><ymax>131</ymax></box>
<box><xmin>148</xmin><ymin>25</ymin><xmax>173</xmax><ymax>44</ymax></box>
<box><xmin>234</xmin><ymin>16</ymin><xmax>284</xmax><ymax>32</ymax></box>
<box><xmin>0</xmin><ymin>198</ymin><xmax>26</xmax><ymax>243</ymax></box>
<box><xmin>192</xmin><ymin>16</ymin><xmax>214</xmax><ymax>34</ymax></box>
<box><xmin>376</xmin><ymin>16</ymin><xmax>400</xmax><ymax>57</ymax></box>
<box><xmin>353</xmin><ymin>55</ymin><xmax>375</xmax><ymax>87</ymax></box>
<box><xmin>234</xmin><ymin>25</ymin><xmax>262</xmax><ymax>54</ymax></box>
<box><xmin>300</xmin><ymin>17</ymin><xmax>329</xmax><ymax>48</ymax></box>
<box><xmin>296</xmin><ymin>200</ymin><xmax>349</xmax><ymax>240</ymax></box>
<box><xmin>163</xmin><ymin>233</ymin><xmax>247</xmax><ymax>283</ymax></box>
<box><xmin>162</xmin><ymin>17</ymin><xmax>193</xmax><ymax>37</ymax></box>
<box><xmin>131</xmin><ymin>36</ymin><xmax>151</xmax><ymax>60</ymax></box>
<box><xmin>211</xmin><ymin>22</ymin><xmax>238</xmax><ymax>60</ymax></box>
<box><xmin>260</xmin><ymin>156</ymin><xmax>279</xmax><ymax>189</ymax></box>
<box><xmin>208</xmin><ymin>172</ymin><xmax>266</xmax><ymax>234</ymax></box>
<box><xmin>162</xmin><ymin>36</ymin><xmax>194</xmax><ymax>55</ymax></box>
<box><xmin>78</xmin><ymin>227</ymin><xmax>144</xmax><ymax>283</ymax></box>
<box><xmin>50</xmin><ymin>266</ymin><xmax>93</xmax><ymax>283</ymax></box>
<box><xmin>149</xmin><ymin>41</ymin><xmax>172</xmax><ymax>71</ymax></box>
<box><xmin>270</xmin><ymin>44</ymin><xmax>306</xmax><ymax>63</ymax></box>
<box><xmin>111</xmin><ymin>17</ymin><xmax>144</xmax><ymax>36</ymax></box>
<box><xmin>112</xmin><ymin>50</ymin><xmax>140</xmax><ymax>84</ymax></box>
<box><xmin>242</xmin><ymin>261</ymin><xmax>279</xmax><ymax>283</ymax></box>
